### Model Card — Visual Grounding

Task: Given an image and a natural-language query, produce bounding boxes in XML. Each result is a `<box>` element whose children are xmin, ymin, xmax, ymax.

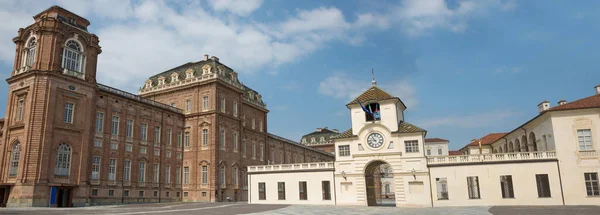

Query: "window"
<box><xmin>153</xmin><ymin>191</ymin><xmax>158</xmax><ymax>197</ymax></box>
<box><xmin>202</xmin><ymin>129</ymin><xmax>208</xmax><ymax>146</ymax></box>
<box><xmin>176</xmin><ymin>152</ymin><xmax>182</xmax><ymax>159</ymax></box>
<box><xmin>278</xmin><ymin>182</ymin><xmax>286</xmax><ymax>200</ymax></box>
<box><xmin>166</xmin><ymin>192</ymin><xmax>170</xmax><ymax>197</ymax></box>
<box><xmin>154</xmin><ymin>148</ymin><xmax>160</xmax><ymax>156</ymax></box>
<box><xmin>124</xmin><ymin>190</ymin><xmax>129</xmax><ymax>197</ymax></box>
<box><xmin>125</xmin><ymin>144</ymin><xmax>132</xmax><ymax>152</ymax></box>
<box><xmin>260</xmin><ymin>143</ymin><xmax>264</xmax><ymax>161</ymax></box>
<box><xmin>140</xmin><ymin>146</ymin><xmax>147</xmax><ymax>154</ymax></box>
<box><xmin>139</xmin><ymin>191</ymin><xmax>144</xmax><ymax>197</ymax></box>
<box><xmin>242</xmin><ymin>115</ymin><xmax>246</xmax><ymax>126</ymax></box>
<box><xmin>405</xmin><ymin>140</ymin><xmax>419</xmax><ymax>153</ymax></box>
<box><xmin>110</xmin><ymin>142</ymin><xmax>118</xmax><ymax>150</ymax></box>
<box><xmin>258</xmin><ymin>182</ymin><xmax>266</xmax><ymax>200</ymax></box>
<box><xmin>233</xmin><ymin>132</ymin><xmax>238</xmax><ymax>152</ymax></box>
<box><xmin>95</xmin><ymin>112</ymin><xmax>103</xmax><ymax>132</ymax></box>
<box><xmin>184</xmin><ymin>192</ymin><xmax>188</xmax><ymax>197</ymax></box>
<box><xmin>177</xmin><ymin>132</ymin><xmax>182</xmax><ymax>147</ymax></box>
<box><xmin>338</xmin><ymin>145</ymin><xmax>350</xmax><ymax>157</ymax></box>
<box><xmin>467</xmin><ymin>176</ymin><xmax>480</xmax><ymax>199</ymax></box>
<box><xmin>123</xmin><ymin>160</ymin><xmax>131</xmax><ymax>181</ymax></box>
<box><xmin>259</xmin><ymin>120</ymin><xmax>263</xmax><ymax>132</ymax></box>
<box><xmin>426</xmin><ymin>149</ymin><xmax>431</xmax><ymax>156</ymax></box>
<box><xmin>184</xmin><ymin>167</ymin><xmax>189</xmax><ymax>184</ymax></box>
<box><xmin>436</xmin><ymin>178</ymin><xmax>448</xmax><ymax>200</ymax></box>
<box><xmin>233</xmin><ymin>167</ymin><xmax>238</xmax><ymax>186</ymax></box>
<box><xmin>155</xmin><ymin>126</ymin><xmax>161</xmax><ymax>144</ymax></box>
<box><xmin>108</xmin><ymin>190</ymin><xmax>115</xmax><ymax>197</ymax></box>
<box><xmin>364</xmin><ymin>102</ymin><xmax>381</xmax><ymax>121</ymax></box>
<box><xmin>438</xmin><ymin>148</ymin><xmax>443</xmax><ymax>155</ymax></box>
<box><xmin>220</xmin><ymin>166</ymin><xmax>225</xmax><ymax>186</ymax></box>
<box><xmin>184</xmin><ymin>132</ymin><xmax>190</xmax><ymax>148</ymax></box>
<box><xmin>221</xmin><ymin>97</ymin><xmax>226</xmax><ymax>112</ymax></box>
<box><xmin>54</xmin><ymin>143</ymin><xmax>71</xmax><ymax>176</ymax></box>
<box><xmin>9</xmin><ymin>142</ymin><xmax>20</xmax><ymax>176</ymax></box>
<box><xmin>233</xmin><ymin>102</ymin><xmax>238</xmax><ymax>117</ymax></box>
<box><xmin>109</xmin><ymin>159</ymin><xmax>117</xmax><ymax>181</ymax></box>
<box><xmin>185</xmin><ymin>99</ymin><xmax>191</xmax><ymax>113</ymax></box>
<box><xmin>126</xmin><ymin>119</ymin><xmax>133</xmax><ymax>138</ymax></box>
<box><xmin>279</xmin><ymin>151</ymin><xmax>284</xmax><ymax>164</ymax></box>
<box><xmin>25</xmin><ymin>37</ymin><xmax>36</xmax><ymax>67</ymax></box>
<box><xmin>536</xmin><ymin>174</ymin><xmax>551</xmax><ymax>197</ymax></box>
<box><xmin>166</xmin><ymin>150</ymin><xmax>171</xmax><ymax>158</ymax></box>
<box><xmin>585</xmin><ymin>173</ymin><xmax>599</xmax><ymax>196</ymax></box>
<box><xmin>299</xmin><ymin>181</ymin><xmax>307</xmax><ymax>200</ymax></box>
<box><xmin>220</xmin><ymin>129</ymin><xmax>225</xmax><ymax>149</ymax></box>
<box><xmin>94</xmin><ymin>139</ymin><xmax>102</xmax><ymax>148</ymax></box>
<box><xmin>141</xmin><ymin>123</ymin><xmax>148</xmax><ymax>141</ymax></box>
<box><xmin>500</xmin><ymin>175</ymin><xmax>514</xmax><ymax>198</ymax></box>
<box><xmin>322</xmin><ymin>181</ymin><xmax>331</xmax><ymax>200</ymax></box>
<box><xmin>138</xmin><ymin>161</ymin><xmax>146</xmax><ymax>182</ymax></box>
<box><xmin>15</xmin><ymin>98</ymin><xmax>25</xmax><ymax>122</ymax></box>
<box><xmin>91</xmin><ymin>156</ymin><xmax>100</xmax><ymax>179</ymax></box>
<box><xmin>176</xmin><ymin>192</ymin><xmax>180</xmax><ymax>197</ymax></box>
<box><xmin>111</xmin><ymin>116</ymin><xmax>119</xmax><ymax>135</ymax></box>
<box><xmin>202</xmin><ymin>192</ymin><xmax>206</xmax><ymax>197</ymax></box>
<box><xmin>153</xmin><ymin>164</ymin><xmax>160</xmax><ymax>183</ymax></box>
<box><xmin>242</xmin><ymin>141</ymin><xmax>247</xmax><ymax>157</ymax></box>
<box><xmin>252</xmin><ymin>118</ymin><xmax>255</xmax><ymax>129</ymax></box>
<box><xmin>176</xmin><ymin>167</ymin><xmax>182</xmax><ymax>184</ymax></box>
<box><xmin>91</xmin><ymin>189</ymin><xmax>98</xmax><ymax>196</ymax></box>
<box><xmin>202</xmin><ymin>166</ymin><xmax>208</xmax><ymax>184</ymax></box>
<box><xmin>62</xmin><ymin>40</ymin><xmax>83</xmax><ymax>73</ymax></box>
<box><xmin>578</xmin><ymin>129</ymin><xmax>593</xmax><ymax>151</ymax></box>
<box><xmin>166</xmin><ymin>129</ymin><xmax>172</xmax><ymax>145</ymax></box>
<box><xmin>203</xmin><ymin>96</ymin><xmax>209</xmax><ymax>110</ymax></box>
<box><xmin>64</xmin><ymin>103</ymin><xmax>74</xmax><ymax>123</ymax></box>
<box><xmin>252</xmin><ymin>142</ymin><xmax>256</xmax><ymax>159</ymax></box>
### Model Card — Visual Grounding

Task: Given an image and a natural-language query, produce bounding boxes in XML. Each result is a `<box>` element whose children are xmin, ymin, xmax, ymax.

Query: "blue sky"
<box><xmin>1</xmin><ymin>0</ymin><xmax>599</xmax><ymax>150</ymax></box>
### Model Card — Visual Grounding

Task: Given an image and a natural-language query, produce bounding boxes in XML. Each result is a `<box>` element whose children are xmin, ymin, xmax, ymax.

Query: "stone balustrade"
<box><xmin>248</xmin><ymin>162</ymin><xmax>335</xmax><ymax>173</ymax></box>
<box><xmin>427</xmin><ymin>151</ymin><xmax>557</xmax><ymax>165</ymax></box>
<box><xmin>578</xmin><ymin>150</ymin><xmax>599</xmax><ymax>158</ymax></box>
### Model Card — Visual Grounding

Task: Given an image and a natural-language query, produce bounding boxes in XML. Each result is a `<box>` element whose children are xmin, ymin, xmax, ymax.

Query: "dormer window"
<box><xmin>311</xmin><ymin>137</ymin><xmax>316</xmax><ymax>143</ymax></box>
<box><xmin>302</xmin><ymin>138</ymin><xmax>307</xmax><ymax>143</ymax></box>
<box><xmin>158</xmin><ymin>76</ymin><xmax>166</xmax><ymax>85</ymax></box>
<box><xmin>320</xmin><ymin>137</ymin><xmax>325</xmax><ymax>142</ymax></box>
<box><xmin>171</xmin><ymin>73</ymin><xmax>179</xmax><ymax>82</ymax></box>
<box><xmin>185</xmin><ymin>69</ymin><xmax>194</xmax><ymax>79</ymax></box>
<box><xmin>145</xmin><ymin>80</ymin><xmax>153</xmax><ymax>89</ymax></box>
<box><xmin>202</xmin><ymin>65</ymin><xmax>211</xmax><ymax>75</ymax></box>
<box><xmin>62</xmin><ymin>40</ymin><xmax>84</xmax><ymax>74</ymax></box>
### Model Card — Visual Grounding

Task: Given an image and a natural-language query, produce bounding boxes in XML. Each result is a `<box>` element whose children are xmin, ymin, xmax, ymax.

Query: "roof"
<box><xmin>465</xmin><ymin>133</ymin><xmax>508</xmax><ymax>147</ymax></box>
<box><xmin>448</xmin><ymin>150</ymin><xmax>463</xmax><ymax>156</ymax></box>
<box><xmin>546</xmin><ymin>93</ymin><xmax>600</xmax><ymax>112</ymax></box>
<box><xmin>346</xmin><ymin>86</ymin><xmax>404</xmax><ymax>108</ymax></box>
<box><xmin>267</xmin><ymin>133</ymin><xmax>335</xmax><ymax>158</ymax></box>
<box><xmin>425</xmin><ymin>138</ymin><xmax>448</xmax><ymax>143</ymax></box>
<box><xmin>145</xmin><ymin>59</ymin><xmax>234</xmax><ymax>87</ymax></box>
<box><xmin>332</xmin><ymin>121</ymin><xmax>426</xmax><ymax>140</ymax></box>
<box><xmin>332</xmin><ymin>128</ymin><xmax>355</xmax><ymax>139</ymax></box>
<box><xmin>301</xmin><ymin>128</ymin><xmax>339</xmax><ymax>144</ymax></box>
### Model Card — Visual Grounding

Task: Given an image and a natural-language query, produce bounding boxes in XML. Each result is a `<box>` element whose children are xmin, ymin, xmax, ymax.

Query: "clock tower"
<box><xmin>332</xmin><ymin>84</ymin><xmax>431</xmax><ymax>207</ymax></box>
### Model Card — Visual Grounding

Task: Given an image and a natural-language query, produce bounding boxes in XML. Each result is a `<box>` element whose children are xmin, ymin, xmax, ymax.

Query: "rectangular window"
<box><xmin>141</xmin><ymin>123</ymin><xmax>148</xmax><ymax>141</ymax></box>
<box><xmin>467</xmin><ymin>176</ymin><xmax>480</xmax><ymax>199</ymax></box>
<box><xmin>177</xmin><ymin>132</ymin><xmax>182</xmax><ymax>147</ymax></box>
<box><xmin>185</xmin><ymin>99</ymin><xmax>191</xmax><ymax>112</ymax></box>
<box><xmin>140</xmin><ymin>146</ymin><xmax>147</xmax><ymax>154</ymax></box>
<box><xmin>233</xmin><ymin>167</ymin><xmax>238</xmax><ymax>186</ymax></box>
<box><xmin>108</xmin><ymin>190</ymin><xmax>114</xmax><ymax>197</ymax></box>
<box><xmin>176</xmin><ymin>167</ymin><xmax>182</xmax><ymax>184</ymax></box>
<box><xmin>202</xmin><ymin>129</ymin><xmax>208</xmax><ymax>146</ymax></box>
<box><xmin>278</xmin><ymin>182</ymin><xmax>286</xmax><ymax>200</ymax></box>
<box><xmin>233</xmin><ymin>102</ymin><xmax>238</xmax><ymax>117</ymax></box>
<box><xmin>138</xmin><ymin>161</ymin><xmax>146</xmax><ymax>182</ymax></box>
<box><xmin>111</xmin><ymin>116</ymin><xmax>119</xmax><ymax>135</ymax></box>
<box><xmin>139</xmin><ymin>191</ymin><xmax>144</xmax><ymax>197</ymax></box>
<box><xmin>220</xmin><ymin>129</ymin><xmax>225</xmax><ymax>149</ymax></box>
<box><xmin>585</xmin><ymin>173</ymin><xmax>600</xmax><ymax>196</ymax></box>
<box><xmin>155</xmin><ymin>126</ymin><xmax>161</xmax><ymax>144</ymax></box>
<box><xmin>126</xmin><ymin>119</ymin><xmax>133</xmax><ymax>138</ymax></box>
<box><xmin>427</xmin><ymin>149</ymin><xmax>431</xmax><ymax>155</ymax></box>
<box><xmin>166</xmin><ymin>192</ymin><xmax>170</xmax><ymax>197</ymax></box>
<box><xmin>124</xmin><ymin>190</ymin><xmax>129</xmax><ymax>197</ymax></box>
<box><xmin>242</xmin><ymin>141</ymin><xmax>247</xmax><ymax>157</ymax></box>
<box><xmin>220</xmin><ymin>167</ymin><xmax>225</xmax><ymax>186</ymax></box>
<box><xmin>176</xmin><ymin>152</ymin><xmax>182</xmax><ymax>159</ymax></box>
<box><xmin>203</xmin><ymin>96</ymin><xmax>209</xmax><ymax>110</ymax></box>
<box><xmin>95</xmin><ymin>112</ymin><xmax>104</xmax><ymax>132</ymax></box>
<box><xmin>259</xmin><ymin>182</ymin><xmax>266</xmax><ymax>200</ymax></box>
<box><xmin>338</xmin><ymin>145</ymin><xmax>350</xmax><ymax>157</ymax></box>
<box><xmin>64</xmin><ymin>103</ymin><xmax>74</xmax><ymax>123</ymax></box>
<box><xmin>322</xmin><ymin>181</ymin><xmax>331</xmax><ymax>200</ymax></box>
<box><xmin>221</xmin><ymin>97</ymin><xmax>226</xmax><ymax>112</ymax></box>
<box><xmin>184</xmin><ymin>167</ymin><xmax>189</xmax><ymax>184</ymax></box>
<box><xmin>252</xmin><ymin>118</ymin><xmax>255</xmax><ymax>129</ymax></box>
<box><xmin>202</xmin><ymin>166</ymin><xmax>208</xmax><ymax>184</ymax></box>
<box><xmin>94</xmin><ymin>139</ymin><xmax>102</xmax><ymax>148</ymax></box>
<box><xmin>125</xmin><ymin>143</ymin><xmax>132</xmax><ymax>152</ymax></box>
<box><xmin>153</xmin><ymin>164</ymin><xmax>159</xmax><ymax>183</ymax></box>
<box><xmin>259</xmin><ymin>120</ymin><xmax>263</xmax><ymax>132</ymax></box>
<box><xmin>299</xmin><ymin>181</ymin><xmax>307</xmax><ymax>200</ymax></box>
<box><xmin>260</xmin><ymin>143</ymin><xmax>264</xmax><ymax>160</ymax></box>
<box><xmin>91</xmin><ymin>156</ymin><xmax>100</xmax><ymax>180</ymax></box>
<box><xmin>201</xmin><ymin>192</ymin><xmax>206</xmax><ymax>197</ymax></box>
<box><xmin>110</xmin><ymin>142</ymin><xmax>118</xmax><ymax>150</ymax></box>
<box><xmin>91</xmin><ymin>189</ymin><xmax>98</xmax><ymax>196</ymax></box>
<box><xmin>16</xmin><ymin>98</ymin><xmax>24</xmax><ymax>121</ymax></box>
<box><xmin>167</xmin><ymin>129</ymin><xmax>172</xmax><ymax>145</ymax></box>
<box><xmin>184</xmin><ymin>192</ymin><xmax>188</xmax><ymax>197</ymax></box>
<box><xmin>578</xmin><ymin>129</ymin><xmax>593</xmax><ymax>151</ymax></box>
<box><xmin>153</xmin><ymin>191</ymin><xmax>158</xmax><ymax>197</ymax></box>
<box><xmin>166</xmin><ymin>150</ymin><xmax>171</xmax><ymax>158</ymax></box>
<box><xmin>108</xmin><ymin>158</ymin><xmax>117</xmax><ymax>181</ymax></box>
<box><xmin>436</xmin><ymin>178</ymin><xmax>448</xmax><ymax>200</ymax></box>
<box><xmin>233</xmin><ymin>132</ymin><xmax>238</xmax><ymax>152</ymax></box>
<box><xmin>438</xmin><ymin>148</ymin><xmax>443</xmax><ymax>155</ymax></box>
<box><xmin>123</xmin><ymin>160</ymin><xmax>131</xmax><ymax>181</ymax></box>
<box><xmin>405</xmin><ymin>140</ymin><xmax>419</xmax><ymax>153</ymax></box>
<box><xmin>536</xmin><ymin>174</ymin><xmax>551</xmax><ymax>197</ymax></box>
<box><xmin>154</xmin><ymin>148</ymin><xmax>160</xmax><ymax>156</ymax></box>
<box><xmin>252</xmin><ymin>142</ymin><xmax>256</xmax><ymax>159</ymax></box>
<box><xmin>184</xmin><ymin>132</ymin><xmax>190</xmax><ymax>148</ymax></box>
<box><xmin>500</xmin><ymin>175</ymin><xmax>514</xmax><ymax>198</ymax></box>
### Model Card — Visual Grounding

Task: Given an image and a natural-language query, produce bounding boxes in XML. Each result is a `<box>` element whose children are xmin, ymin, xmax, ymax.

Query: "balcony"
<box><xmin>14</xmin><ymin>65</ymin><xmax>31</xmax><ymax>75</ymax></box>
<box><xmin>248</xmin><ymin>162</ymin><xmax>335</xmax><ymax>173</ymax></box>
<box><xmin>427</xmin><ymin>151</ymin><xmax>557</xmax><ymax>166</ymax></box>
<box><xmin>578</xmin><ymin>150</ymin><xmax>599</xmax><ymax>159</ymax></box>
<box><xmin>63</xmin><ymin>68</ymin><xmax>85</xmax><ymax>79</ymax></box>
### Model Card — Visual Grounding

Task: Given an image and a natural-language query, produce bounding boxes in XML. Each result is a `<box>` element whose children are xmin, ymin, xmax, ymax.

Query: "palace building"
<box><xmin>248</xmin><ymin>83</ymin><xmax>600</xmax><ymax>207</ymax></box>
<box><xmin>0</xmin><ymin>6</ymin><xmax>333</xmax><ymax>208</ymax></box>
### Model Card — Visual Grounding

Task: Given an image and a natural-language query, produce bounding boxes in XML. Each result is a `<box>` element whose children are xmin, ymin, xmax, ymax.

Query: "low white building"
<box><xmin>248</xmin><ymin>84</ymin><xmax>600</xmax><ymax>207</ymax></box>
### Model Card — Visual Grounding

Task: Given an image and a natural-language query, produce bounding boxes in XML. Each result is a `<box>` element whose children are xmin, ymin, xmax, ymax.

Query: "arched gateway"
<box><xmin>364</xmin><ymin>161</ymin><xmax>395</xmax><ymax>206</ymax></box>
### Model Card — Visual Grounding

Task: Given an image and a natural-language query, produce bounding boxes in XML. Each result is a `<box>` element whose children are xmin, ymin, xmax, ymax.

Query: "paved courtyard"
<box><xmin>0</xmin><ymin>202</ymin><xmax>599</xmax><ymax>215</ymax></box>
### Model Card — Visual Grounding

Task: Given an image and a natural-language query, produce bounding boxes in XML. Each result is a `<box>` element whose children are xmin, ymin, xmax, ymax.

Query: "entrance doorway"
<box><xmin>365</xmin><ymin>161</ymin><xmax>395</xmax><ymax>206</ymax></box>
<box><xmin>50</xmin><ymin>187</ymin><xmax>72</xmax><ymax>207</ymax></box>
<box><xmin>0</xmin><ymin>186</ymin><xmax>10</xmax><ymax>207</ymax></box>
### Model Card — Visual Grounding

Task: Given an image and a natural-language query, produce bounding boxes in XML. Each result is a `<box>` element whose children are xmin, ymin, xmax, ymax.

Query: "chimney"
<box><xmin>595</xmin><ymin>84</ymin><xmax>600</xmax><ymax>95</ymax></box>
<box><xmin>332</xmin><ymin>129</ymin><xmax>339</xmax><ymax>133</ymax></box>
<box><xmin>211</xmin><ymin>56</ymin><xmax>219</xmax><ymax>62</ymax></box>
<box><xmin>558</xmin><ymin>100</ymin><xmax>566</xmax><ymax>105</ymax></box>
<box><xmin>538</xmin><ymin>100</ymin><xmax>550</xmax><ymax>113</ymax></box>
<box><xmin>204</xmin><ymin>54</ymin><xmax>209</xmax><ymax>60</ymax></box>
<box><xmin>316</xmin><ymin>128</ymin><xmax>322</xmax><ymax>132</ymax></box>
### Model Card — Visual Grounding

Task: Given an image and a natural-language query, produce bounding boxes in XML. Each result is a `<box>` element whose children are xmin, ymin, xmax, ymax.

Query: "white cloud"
<box><xmin>318</xmin><ymin>73</ymin><xmax>418</xmax><ymax>107</ymax></box>
<box><xmin>416</xmin><ymin>110</ymin><xmax>520</xmax><ymax>128</ymax></box>
<box><xmin>207</xmin><ymin>0</ymin><xmax>263</xmax><ymax>16</ymax></box>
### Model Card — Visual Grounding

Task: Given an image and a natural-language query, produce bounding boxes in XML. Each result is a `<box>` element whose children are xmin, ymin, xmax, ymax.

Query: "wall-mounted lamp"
<box><xmin>341</xmin><ymin>171</ymin><xmax>347</xmax><ymax>181</ymax></box>
<box><xmin>411</xmin><ymin>168</ymin><xmax>416</xmax><ymax>180</ymax></box>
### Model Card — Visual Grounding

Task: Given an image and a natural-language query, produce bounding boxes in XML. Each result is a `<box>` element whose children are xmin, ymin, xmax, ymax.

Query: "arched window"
<box><xmin>25</xmin><ymin>38</ymin><xmax>36</xmax><ymax>67</ymax></box>
<box><xmin>62</xmin><ymin>40</ymin><xmax>83</xmax><ymax>73</ymax></box>
<box><xmin>55</xmin><ymin>143</ymin><xmax>72</xmax><ymax>176</ymax></box>
<box><xmin>9</xmin><ymin>142</ymin><xmax>21</xmax><ymax>176</ymax></box>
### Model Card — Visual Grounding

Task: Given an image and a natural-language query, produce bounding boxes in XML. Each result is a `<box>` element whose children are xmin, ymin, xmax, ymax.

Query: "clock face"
<box><xmin>367</xmin><ymin>133</ymin><xmax>385</xmax><ymax>148</ymax></box>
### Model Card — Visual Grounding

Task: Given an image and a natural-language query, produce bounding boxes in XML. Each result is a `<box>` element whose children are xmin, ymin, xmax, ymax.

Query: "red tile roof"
<box><xmin>425</xmin><ymin>138</ymin><xmax>448</xmax><ymax>143</ymax></box>
<box><xmin>547</xmin><ymin>93</ymin><xmax>600</xmax><ymax>112</ymax></box>
<box><xmin>346</xmin><ymin>86</ymin><xmax>403</xmax><ymax>107</ymax></box>
<box><xmin>466</xmin><ymin>133</ymin><xmax>508</xmax><ymax>147</ymax></box>
<box><xmin>448</xmin><ymin>150</ymin><xmax>463</xmax><ymax>155</ymax></box>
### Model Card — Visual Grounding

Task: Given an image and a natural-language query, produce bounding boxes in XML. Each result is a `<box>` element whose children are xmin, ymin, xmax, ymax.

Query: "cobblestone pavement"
<box><xmin>489</xmin><ymin>205</ymin><xmax>600</xmax><ymax>215</ymax></box>
<box><xmin>244</xmin><ymin>205</ymin><xmax>492</xmax><ymax>215</ymax></box>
